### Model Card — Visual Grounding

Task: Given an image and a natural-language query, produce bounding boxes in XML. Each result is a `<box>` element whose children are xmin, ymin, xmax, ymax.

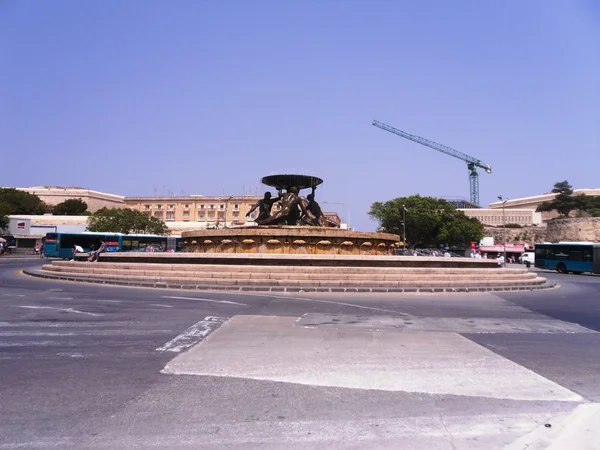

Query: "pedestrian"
<box><xmin>88</xmin><ymin>241</ymin><xmax>106</xmax><ymax>262</ymax></box>
<box><xmin>39</xmin><ymin>243</ymin><xmax>44</xmax><ymax>259</ymax></box>
<box><xmin>71</xmin><ymin>244</ymin><xmax>84</xmax><ymax>261</ymax></box>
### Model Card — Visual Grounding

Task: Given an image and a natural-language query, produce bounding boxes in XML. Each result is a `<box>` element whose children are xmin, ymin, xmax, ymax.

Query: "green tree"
<box><xmin>583</xmin><ymin>196</ymin><xmax>600</xmax><ymax>217</ymax></box>
<box><xmin>536</xmin><ymin>181</ymin><xmax>587</xmax><ymax>217</ymax></box>
<box><xmin>0</xmin><ymin>202</ymin><xmax>12</xmax><ymax>231</ymax></box>
<box><xmin>87</xmin><ymin>208</ymin><xmax>169</xmax><ymax>235</ymax></box>
<box><xmin>0</xmin><ymin>188</ymin><xmax>47</xmax><ymax>215</ymax></box>
<box><xmin>369</xmin><ymin>195</ymin><xmax>484</xmax><ymax>247</ymax></box>
<box><xmin>53</xmin><ymin>198</ymin><xmax>88</xmax><ymax>215</ymax></box>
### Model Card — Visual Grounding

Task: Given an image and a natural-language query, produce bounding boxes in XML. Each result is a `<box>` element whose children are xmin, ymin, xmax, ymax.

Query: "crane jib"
<box><xmin>372</xmin><ymin>119</ymin><xmax>492</xmax><ymax>205</ymax></box>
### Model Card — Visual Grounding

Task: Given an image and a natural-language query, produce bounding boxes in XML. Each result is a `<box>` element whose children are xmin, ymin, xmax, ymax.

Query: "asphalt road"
<box><xmin>1</xmin><ymin>258</ymin><xmax>600</xmax><ymax>449</ymax></box>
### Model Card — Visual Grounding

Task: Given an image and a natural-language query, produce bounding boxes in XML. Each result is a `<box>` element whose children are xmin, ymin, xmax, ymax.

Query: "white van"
<box><xmin>519</xmin><ymin>251</ymin><xmax>535</xmax><ymax>267</ymax></box>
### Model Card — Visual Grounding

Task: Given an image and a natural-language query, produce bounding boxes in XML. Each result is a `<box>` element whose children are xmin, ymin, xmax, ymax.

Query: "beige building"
<box><xmin>125</xmin><ymin>195</ymin><xmax>277</xmax><ymax>227</ymax></box>
<box><xmin>18</xmin><ymin>186</ymin><xmax>124</xmax><ymax>212</ymax></box>
<box><xmin>125</xmin><ymin>194</ymin><xmax>342</xmax><ymax>231</ymax></box>
<box><xmin>488</xmin><ymin>188</ymin><xmax>600</xmax><ymax>221</ymax></box>
<box><xmin>458</xmin><ymin>208</ymin><xmax>542</xmax><ymax>227</ymax></box>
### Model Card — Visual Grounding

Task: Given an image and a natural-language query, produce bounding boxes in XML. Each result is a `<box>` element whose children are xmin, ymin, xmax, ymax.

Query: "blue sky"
<box><xmin>1</xmin><ymin>1</ymin><xmax>598</xmax><ymax>231</ymax></box>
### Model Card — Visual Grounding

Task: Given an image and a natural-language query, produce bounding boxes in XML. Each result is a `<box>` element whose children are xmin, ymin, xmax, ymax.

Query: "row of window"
<box><xmin>471</xmin><ymin>214</ymin><xmax>532</xmax><ymax>223</ymax></box>
<box><xmin>146</xmin><ymin>210</ymin><xmax>256</xmax><ymax>222</ymax></box>
<box><xmin>143</xmin><ymin>204</ymin><xmax>241</xmax><ymax>210</ymax></box>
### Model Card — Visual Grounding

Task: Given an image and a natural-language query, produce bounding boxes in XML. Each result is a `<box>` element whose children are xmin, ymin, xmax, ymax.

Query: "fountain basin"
<box><xmin>182</xmin><ymin>226</ymin><xmax>400</xmax><ymax>255</ymax></box>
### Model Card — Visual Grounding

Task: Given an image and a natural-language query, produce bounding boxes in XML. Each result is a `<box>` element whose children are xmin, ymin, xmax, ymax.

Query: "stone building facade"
<box><xmin>125</xmin><ymin>195</ymin><xmax>269</xmax><ymax>227</ymax></box>
<box><xmin>124</xmin><ymin>195</ymin><xmax>341</xmax><ymax>229</ymax></box>
<box><xmin>488</xmin><ymin>189</ymin><xmax>600</xmax><ymax>221</ymax></box>
<box><xmin>458</xmin><ymin>208</ymin><xmax>542</xmax><ymax>227</ymax></box>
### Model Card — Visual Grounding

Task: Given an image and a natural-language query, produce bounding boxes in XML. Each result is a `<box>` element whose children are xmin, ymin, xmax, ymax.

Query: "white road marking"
<box><xmin>156</xmin><ymin>316</ymin><xmax>226</xmax><ymax>353</ymax></box>
<box><xmin>162</xmin><ymin>296</ymin><xmax>247</xmax><ymax>306</ymax></box>
<box><xmin>164</xmin><ymin>315</ymin><xmax>584</xmax><ymax>402</ymax></box>
<box><xmin>150</xmin><ymin>303</ymin><xmax>174</xmax><ymax>308</ymax></box>
<box><xmin>0</xmin><ymin>330</ymin><xmax>171</xmax><ymax>336</ymax></box>
<box><xmin>56</xmin><ymin>352</ymin><xmax>84</xmax><ymax>358</ymax></box>
<box><xmin>48</xmin><ymin>297</ymin><xmax>74</xmax><ymax>300</ymax></box>
<box><xmin>0</xmin><ymin>341</ymin><xmax>56</xmax><ymax>347</ymax></box>
<box><xmin>47</xmin><ymin>288</ymin><xmax>63</xmax><ymax>292</ymax></box>
<box><xmin>284</xmin><ymin>295</ymin><xmax>408</xmax><ymax>316</ymax></box>
<box><xmin>3</xmin><ymin>294</ymin><xmax>25</xmax><ymax>297</ymax></box>
<box><xmin>10</xmin><ymin>305</ymin><xmax>103</xmax><ymax>317</ymax></box>
<box><xmin>214</xmin><ymin>291</ymin><xmax>409</xmax><ymax>315</ymax></box>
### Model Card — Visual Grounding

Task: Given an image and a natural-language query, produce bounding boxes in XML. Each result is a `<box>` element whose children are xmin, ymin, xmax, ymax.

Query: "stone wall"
<box><xmin>483</xmin><ymin>225</ymin><xmax>547</xmax><ymax>246</ymax></box>
<box><xmin>545</xmin><ymin>218</ymin><xmax>600</xmax><ymax>243</ymax></box>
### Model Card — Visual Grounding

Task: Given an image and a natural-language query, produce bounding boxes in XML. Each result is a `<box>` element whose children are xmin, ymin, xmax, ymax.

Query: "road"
<box><xmin>1</xmin><ymin>258</ymin><xmax>600</xmax><ymax>449</ymax></box>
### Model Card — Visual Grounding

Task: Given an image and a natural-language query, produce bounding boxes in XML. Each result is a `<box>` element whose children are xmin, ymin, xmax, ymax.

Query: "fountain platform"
<box><xmin>181</xmin><ymin>226</ymin><xmax>400</xmax><ymax>255</ymax></box>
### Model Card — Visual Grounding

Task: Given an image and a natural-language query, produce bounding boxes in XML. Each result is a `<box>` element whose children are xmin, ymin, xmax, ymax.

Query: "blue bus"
<box><xmin>43</xmin><ymin>232</ymin><xmax>181</xmax><ymax>259</ymax></box>
<box><xmin>534</xmin><ymin>242</ymin><xmax>600</xmax><ymax>274</ymax></box>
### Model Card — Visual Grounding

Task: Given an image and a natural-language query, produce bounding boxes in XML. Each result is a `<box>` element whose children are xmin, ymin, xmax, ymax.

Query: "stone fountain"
<box><xmin>36</xmin><ymin>174</ymin><xmax>547</xmax><ymax>291</ymax></box>
<box><xmin>182</xmin><ymin>174</ymin><xmax>401</xmax><ymax>255</ymax></box>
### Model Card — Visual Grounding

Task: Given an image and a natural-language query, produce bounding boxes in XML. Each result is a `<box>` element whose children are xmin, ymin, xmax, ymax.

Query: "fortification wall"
<box><xmin>545</xmin><ymin>218</ymin><xmax>600</xmax><ymax>243</ymax></box>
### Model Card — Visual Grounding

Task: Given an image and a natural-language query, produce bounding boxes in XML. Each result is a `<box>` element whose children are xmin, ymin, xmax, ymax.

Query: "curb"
<box><xmin>23</xmin><ymin>269</ymin><xmax>557</xmax><ymax>293</ymax></box>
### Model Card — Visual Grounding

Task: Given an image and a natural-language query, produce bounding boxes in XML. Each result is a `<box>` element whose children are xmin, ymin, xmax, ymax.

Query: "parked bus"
<box><xmin>43</xmin><ymin>232</ymin><xmax>181</xmax><ymax>259</ymax></box>
<box><xmin>534</xmin><ymin>242</ymin><xmax>600</xmax><ymax>274</ymax></box>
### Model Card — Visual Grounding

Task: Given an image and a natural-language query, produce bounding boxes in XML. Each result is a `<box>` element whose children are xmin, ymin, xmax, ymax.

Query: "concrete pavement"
<box><xmin>1</xmin><ymin>260</ymin><xmax>600</xmax><ymax>448</ymax></box>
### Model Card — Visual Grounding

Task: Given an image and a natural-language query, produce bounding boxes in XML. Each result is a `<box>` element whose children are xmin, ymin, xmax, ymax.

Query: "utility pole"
<box><xmin>498</xmin><ymin>195</ymin><xmax>508</xmax><ymax>267</ymax></box>
<box><xmin>402</xmin><ymin>205</ymin><xmax>407</xmax><ymax>250</ymax></box>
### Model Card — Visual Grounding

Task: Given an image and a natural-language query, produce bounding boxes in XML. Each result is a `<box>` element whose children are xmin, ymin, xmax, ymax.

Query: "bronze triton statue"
<box><xmin>251</xmin><ymin>174</ymin><xmax>339</xmax><ymax>227</ymax></box>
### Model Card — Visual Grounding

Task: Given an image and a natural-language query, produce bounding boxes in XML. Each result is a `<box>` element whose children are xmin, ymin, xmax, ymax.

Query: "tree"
<box><xmin>87</xmin><ymin>208</ymin><xmax>169</xmax><ymax>235</ymax></box>
<box><xmin>582</xmin><ymin>196</ymin><xmax>600</xmax><ymax>217</ymax></box>
<box><xmin>0</xmin><ymin>202</ymin><xmax>12</xmax><ymax>231</ymax></box>
<box><xmin>0</xmin><ymin>188</ymin><xmax>47</xmax><ymax>215</ymax></box>
<box><xmin>369</xmin><ymin>195</ymin><xmax>484</xmax><ymax>247</ymax></box>
<box><xmin>53</xmin><ymin>198</ymin><xmax>88</xmax><ymax>215</ymax></box>
<box><xmin>536</xmin><ymin>181</ymin><xmax>587</xmax><ymax>217</ymax></box>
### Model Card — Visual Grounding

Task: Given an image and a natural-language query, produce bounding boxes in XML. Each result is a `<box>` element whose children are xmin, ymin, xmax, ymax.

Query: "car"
<box><xmin>519</xmin><ymin>251</ymin><xmax>535</xmax><ymax>267</ymax></box>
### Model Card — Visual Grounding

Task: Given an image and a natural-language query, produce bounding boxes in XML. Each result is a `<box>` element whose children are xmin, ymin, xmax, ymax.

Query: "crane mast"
<box><xmin>372</xmin><ymin>120</ymin><xmax>492</xmax><ymax>206</ymax></box>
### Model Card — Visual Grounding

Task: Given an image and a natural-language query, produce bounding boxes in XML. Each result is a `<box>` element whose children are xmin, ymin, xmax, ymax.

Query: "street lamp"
<box><xmin>498</xmin><ymin>195</ymin><xmax>508</xmax><ymax>266</ymax></box>
<box><xmin>402</xmin><ymin>204</ymin><xmax>407</xmax><ymax>250</ymax></box>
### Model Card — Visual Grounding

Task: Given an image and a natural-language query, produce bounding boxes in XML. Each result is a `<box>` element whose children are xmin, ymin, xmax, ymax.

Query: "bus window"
<box><xmin>584</xmin><ymin>249</ymin><xmax>593</xmax><ymax>261</ymax></box>
<box><xmin>570</xmin><ymin>251</ymin><xmax>583</xmax><ymax>262</ymax></box>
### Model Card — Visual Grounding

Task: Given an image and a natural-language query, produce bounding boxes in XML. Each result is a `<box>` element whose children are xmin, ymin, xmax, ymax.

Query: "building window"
<box><xmin>144</xmin><ymin>204</ymin><xmax>151</xmax><ymax>210</ymax></box>
<box><xmin>208</xmin><ymin>210</ymin><xmax>215</xmax><ymax>218</ymax></box>
<box><xmin>184</xmin><ymin>204</ymin><xmax>189</xmax><ymax>208</ymax></box>
<box><xmin>154</xmin><ymin>211</ymin><xmax>163</xmax><ymax>219</ymax></box>
<box><xmin>199</xmin><ymin>204</ymin><xmax>205</xmax><ymax>209</ymax></box>
<box><xmin>219</xmin><ymin>204</ymin><xmax>224</xmax><ymax>210</ymax></box>
<box><xmin>218</xmin><ymin>211</ymin><xmax>225</xmax><ymax>219</ymax></box>
<box><xmin>209</xmin><ymin>205</ymin><xmax>215</xmax><ymax>210</ymax></box>
<box><xmin>168</xmin><ymin>204</ymin><xmax>175</xmax><ymax>210</ymax></box>
<box><xmin>233</xmin><ymin>211</ymin><xmax>240</xmax><ymax>217</ymax></box>
<box><xmin>156</xmin><ymin>205</ymin><xmax>163</xmax><ymax>210</ymax></box>
<box><xmin>166</xmin><ymin>212</ymin><xmax>175</xmax><ymax>221</ymax></box>
<box><xmin>183</xmin><ymin>210</ymin><xmax>190</xmax><ymax>217</ymax></box>
<box><xmin>234</xmin><ymin>204</ymin><xmax>239</xmax><ymax>210</ymax></box>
